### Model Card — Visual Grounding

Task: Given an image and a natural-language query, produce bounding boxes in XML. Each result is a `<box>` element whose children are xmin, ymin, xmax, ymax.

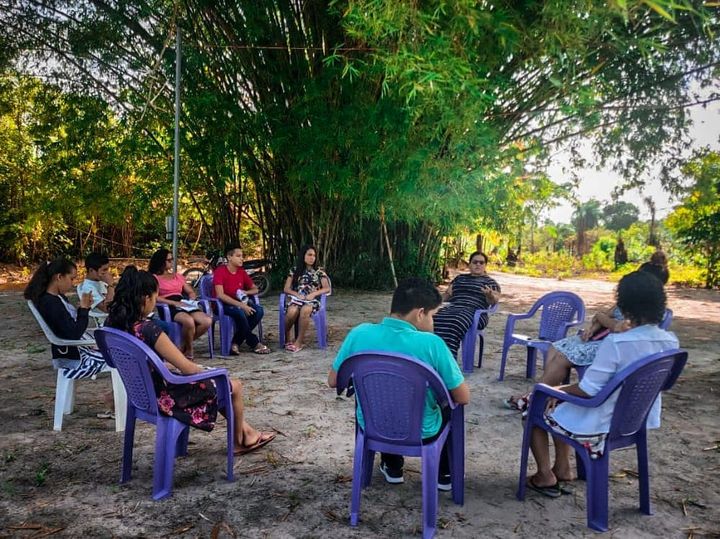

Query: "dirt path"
<box><xmin>0</xmin><ymin>273</ymin><xmax>718</xmax><ymax>538</ymax></box>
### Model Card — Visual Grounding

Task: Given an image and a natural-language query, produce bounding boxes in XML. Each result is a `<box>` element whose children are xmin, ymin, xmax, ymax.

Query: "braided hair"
<box><xmin>24</xmin><ymin>258</ymin><xmax>77</xmax><ymax>303</ymax></box>
<box><xmin>107</xmin><ymin>265</ymin><xmax>159</xmax><ymax>333</ymax></box>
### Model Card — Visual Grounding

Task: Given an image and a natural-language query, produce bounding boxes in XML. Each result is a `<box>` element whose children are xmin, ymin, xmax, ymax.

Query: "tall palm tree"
<box><xmin>644</xmin><ymin>196</ymin><xmax>658</xmax><ymax>247</ymax></box>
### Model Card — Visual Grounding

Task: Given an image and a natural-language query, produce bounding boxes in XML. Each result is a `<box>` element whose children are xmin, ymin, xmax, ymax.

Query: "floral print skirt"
<box><xmin>152</xmin><ymin>375</ymin><xmax>219</xmax><ymax>432</ymax></box>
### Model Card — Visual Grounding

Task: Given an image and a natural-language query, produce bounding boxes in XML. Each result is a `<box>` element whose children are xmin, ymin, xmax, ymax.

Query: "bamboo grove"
<box><xmin>0</xmin><ymin>0</ymin><xmax>718</xmax><ymax>287</ymax></box>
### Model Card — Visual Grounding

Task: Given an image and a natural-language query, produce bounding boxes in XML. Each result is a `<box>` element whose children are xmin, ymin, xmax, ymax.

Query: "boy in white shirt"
<box><xmin>77</xmin><ymin>252</ymin><xmax>115</xmax><ymax>312</ymax></box>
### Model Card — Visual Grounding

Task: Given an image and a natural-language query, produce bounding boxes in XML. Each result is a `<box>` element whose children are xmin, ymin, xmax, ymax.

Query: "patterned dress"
<box><xmin>552</xmin><ymin>307</ymin><xmax>624</xmax><ymax>367</ymax></box>
<box><xmin>433</xmin><ymin>273</ymin><xmax>501</xmax><ymax>356</ymax></box>
<box><xmin>285</xmin><ymin>268</ymin><xmax>329</xmax><ymax>314</ymax></box>
<box><xmin>133</xmin><ymin>320</ymin><xmax>219</xmax><ymax>431</ymax></box>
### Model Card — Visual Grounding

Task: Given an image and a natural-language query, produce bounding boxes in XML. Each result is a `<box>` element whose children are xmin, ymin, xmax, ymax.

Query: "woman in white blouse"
<box><xmin>527</xmin><ymin>271</ymin><xmax>678</xmax><ymax>498</ymax></box>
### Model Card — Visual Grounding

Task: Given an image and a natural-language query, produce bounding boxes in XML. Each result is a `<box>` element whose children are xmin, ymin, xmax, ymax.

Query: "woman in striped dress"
<box><xmin>433</xmin><ymin>251</ymin><xmax>501</xmax><ymax>357</ymax></box>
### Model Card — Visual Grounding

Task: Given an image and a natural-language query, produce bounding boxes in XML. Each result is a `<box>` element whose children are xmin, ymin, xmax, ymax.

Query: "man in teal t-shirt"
<box><xmin>328</xmin><ymin>278</ymin><xmax>470</xmax><ymax>490</ymax></box>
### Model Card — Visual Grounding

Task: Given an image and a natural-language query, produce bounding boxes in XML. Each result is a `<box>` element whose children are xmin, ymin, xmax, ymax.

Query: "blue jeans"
<box><xmin>224</xmin><ymin>303</ymin><xmax>264</xmax><ymax>348</ymax></box>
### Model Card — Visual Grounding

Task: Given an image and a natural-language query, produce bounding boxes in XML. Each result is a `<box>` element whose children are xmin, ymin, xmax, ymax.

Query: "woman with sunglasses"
<box><xmin>433</xmin><ymin>251</ymin><xmax>501</xmax><ymax>357</ymax></box>
<box><xmin>148</xmin><ymin>248</ymin><xmax>212</xmax><ymax>360</ymax></box>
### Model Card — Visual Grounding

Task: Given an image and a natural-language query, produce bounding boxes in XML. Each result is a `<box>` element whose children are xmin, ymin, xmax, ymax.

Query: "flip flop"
<box><xmin>96</xmin><ymin>410</ymin><xmax>115</xmax><ymax>419</ymax></box>
<box><xmin>234</xmin><ymin>432</ymin><xmax>276</xmax><ymax>455</ymax></box>
<box><xmin>504</xmin><ymin>394</ymin><xmax>530</xmax><ymax>412</ymax></box>
<box><xmin>253</xmin><ymin>344</ymin><xmax>271</xmax><ymax>355</ymax></box>
<box><xmin>527</xmin><ymin>477</ymin><xmax>562</xmax><ymax>498</ymax></box>
<box><xmin>287</xmin><ymin>344</ymin><xmax>304</xmax><ymax>353</ymax></box>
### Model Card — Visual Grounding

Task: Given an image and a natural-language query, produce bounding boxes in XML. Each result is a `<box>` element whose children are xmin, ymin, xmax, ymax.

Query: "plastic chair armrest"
<box><xmin>163</xmin><ymin>367</ymin><xmax>230</xmax><ymax>385</ymax></box>
<box><xmin>49</xmin><ymin>336</ymin><xmax>96</xmax><ymax>347</ymax></box>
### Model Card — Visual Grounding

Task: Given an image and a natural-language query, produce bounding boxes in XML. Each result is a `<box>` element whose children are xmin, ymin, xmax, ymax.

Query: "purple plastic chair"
<box><xmin>498</xmin><ymin>291</ymin><xmax>585</xmax><ymax>381</ymax></box>
<box><xmin>198</xmin><ymin>274</ymin><xmax>263</xmax><ymax>356</ymax></box>
<box><xmin>460</xmin><ymin>303</ymin><xmax>499</xmax><ymax>374</ymax></box>
<box><xmin>335</xmin><ymin>352</ymin><xmax>465</xmax><ymax>539</ymax></box>
<box><xmin>95</xmin><ymin>327</ymin><xmax>235</xmax><ymax>500</ymax></box>
<box><xmin>278</xmin><ymin>288</ymin><xmax>331</xmax><ymax>350</ymax></box>
<box><xmin>517</xmin><ymin>348</ymin><xmax>688</xmax><ymax>532</ymax></box>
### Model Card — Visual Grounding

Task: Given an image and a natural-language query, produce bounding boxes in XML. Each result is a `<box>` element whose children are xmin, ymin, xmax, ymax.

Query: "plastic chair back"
<box><xmin>338</xmin><ymin>353</ymin><xmax>450</xmax><ymax>447</ymax></box>
<box><xmin>95</xmin><ymin>327</ymin><xmax>161</xmax><ymax>416</ymax></box>
<box><xmin>537</xmin><ymin>291</ymin><xmax>585</xmax><ymax>341</ymax></box>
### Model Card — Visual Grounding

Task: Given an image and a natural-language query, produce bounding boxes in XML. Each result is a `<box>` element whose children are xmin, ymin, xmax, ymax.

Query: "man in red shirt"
<box><xmin>213</xmin><ymin>244</ymin><xmax>270</xmax><ymax>354</ymax></box>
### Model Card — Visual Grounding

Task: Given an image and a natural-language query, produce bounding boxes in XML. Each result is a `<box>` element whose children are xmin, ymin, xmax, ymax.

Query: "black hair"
<box><xmin>24</xmin><ymin>258</ymin><xmax>77</xmax><ymax>303</ymax></box>
<box><xmin>224</xmin><ymin>243</ymin><xmax>242</xmax><ymax>257</ymax></box>
<box><xmin>292</xmin><ymin>245</ymin><xmax>318</xmax><ymax>285</ymax></box>
<box><xmin>468</xmin><ymin>251</ymin><xmax>488</xmax><ymax>265</ymax></box>
<box><xmin>148</xmin><ymin>248</ymin><xmax>170</xmax><ymax>275</ymax></box>
<box><xmin>638</xmin><ymin>261</ymin><xmax>669</xmax><ymax>285</ymax></box>
<box><xmin>616</xmin><ymin>271</ymin><xmax>666</xmax><ymax>326</ymax></box>
<box><xmin>85</xmin><ymin>252</ymin><xmax>109</xmax><ymax>271</ymax></box>
<box><xmin>390</xmin><ymin>277</ymin><xmax>443</xmax><ymax>315</ymax></box>
<box><xmin>107</xmin><ymin>265</ymin><xmax>159</xmax><ymax>333</ymax></box>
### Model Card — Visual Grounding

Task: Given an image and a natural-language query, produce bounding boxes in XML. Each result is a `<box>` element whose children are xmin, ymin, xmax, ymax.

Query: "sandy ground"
<box><xmin>0</xmin><ymin>271</ymin><xmax>719</xmax><ymax>538</ymax></box>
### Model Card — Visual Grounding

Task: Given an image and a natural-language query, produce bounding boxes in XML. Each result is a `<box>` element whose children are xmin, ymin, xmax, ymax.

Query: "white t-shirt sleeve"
<box><xmin>578</xmin><ymin>337</ymin><xmax>621</xmax><ymax>396</ymax></box>
<box><xmin>77</xmin><ymin>280</ymin><xmax>106</xmax><ymax>309</ymax></box>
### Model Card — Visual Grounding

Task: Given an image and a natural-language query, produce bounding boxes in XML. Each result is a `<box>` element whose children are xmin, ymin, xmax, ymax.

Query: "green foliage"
<box><xmin>666</xmin><ymin>149</ymin><xmax>720</xmax><ymax>288</ymax></box>
<box><xmin>602</xmin><ymin>201</ymin><xmax>640</xmax><ymax>231</ymax></box>
<box><xmin>0</xmin><ymin>0</ymin><xmax>718</xmax><ymax>284</ymax></box>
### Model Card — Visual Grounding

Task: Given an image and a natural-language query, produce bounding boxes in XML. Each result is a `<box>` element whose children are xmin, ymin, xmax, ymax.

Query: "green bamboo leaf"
<box><xmin>643</xmin><ymin>0</ymin><xmax>676</xmax><ymax>21</ymax></box>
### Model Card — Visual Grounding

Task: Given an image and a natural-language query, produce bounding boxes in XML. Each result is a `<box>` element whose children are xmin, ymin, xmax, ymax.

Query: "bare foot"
<box><xmin>552</xmin><ymin>465</ymin><xmax>576</xmax><ymax>482</ymax></box>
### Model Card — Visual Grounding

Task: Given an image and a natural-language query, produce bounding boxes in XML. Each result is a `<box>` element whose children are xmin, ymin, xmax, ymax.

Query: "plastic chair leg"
<box><xmin>461</xmin><ymin>328</ymin><xmax>476</xmax><ymax>374</ymax></box>
<box><xmin>110</xmin><ymin>369</ymin><xmax>127</xmax><ymax>432</ymax></box>
<box><xmin>636</xmin><ymin>431</ymin><xmax>651</xmax><ymax>515</ymax></box>
<box><xmin>586</xmin><ymin>457</ymin><xmax>610</xmax><ymax>532</ymax></box>
<box><xmin>350</xmin><ymin>433</ymin><xmax>366</xmax><ymax>526</ymax></box>
<box><xmin>477</xmin><ymin>333</ymin><xmax>485</xmax><ymax>369</ymax></box>
<box><xmin>206</xmin><ymin>323</ymin><xmax>215</xmax><ymax>359</ymax></box>
<box><xmin>316</xmin><ymin>312</ymin><xmax>328</xmax><ymax>349</ymax></box>
<box><xmin>526</xmin><ymin>347</ymin><xmax>537</xmax><ymax>379</ymax></box>
<box><xmin>121</xmin><ymin>408</ymin><xmax>137</xmax><ymax>483</ymax></box>
<box><xmin>421</xmin><ymin>446</ymin><xmax>440</xmax><ymax>539</ymax></box>
<box><xmin>152</xmin><ymin>418</ymin><xmax>187</xmax><ymax>500</ymax></box>
<box><xmin>54</xmin><ymin>371</ymin><xmax>73</xmax><ymax>431</ymax></box>
<box><xmin>498</xmin><ymin>342</ymin><xmax>511</xmax><ymax>381</ymax></box>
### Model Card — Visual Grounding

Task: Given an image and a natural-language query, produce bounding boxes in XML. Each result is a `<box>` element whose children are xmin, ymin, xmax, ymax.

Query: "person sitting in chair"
<box><xmin>212</xmin><ymin>244</ymin><xmax>270</xmax><ymax>355</ymax></box>
<box><xmin>77</xmin><ymin>252</ymin><xmax>115</xmax><ymax>313</ymax></box>
<box><xmin>327</xmin><ymin>277</ymin><xmax>470</xmax><ymax>491</ymax></box>
<box><xmin>525</xmin><ymin>271</ymin><xmax>678</xmax><ymax>498</ymax></box>
<box><xmin>282</xmin><ymin>245</ymin><xmax>331</xmax><ymax>352</ymax></box>
<box><xmin>107</xmin><ymin>266</ymin><xmax>275</xmax><ymax>454</ymax></box>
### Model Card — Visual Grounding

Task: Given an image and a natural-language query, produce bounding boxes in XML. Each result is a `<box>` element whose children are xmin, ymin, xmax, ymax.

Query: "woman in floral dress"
<box><xmin>282</xmin><ymin>245</ymin><xmax>331</xmax><ymax>352</ymax></box>
<box><xmin>107</xmin><ymin>266</ymin><xmax>275</xmax><ymax>454</ymax></box>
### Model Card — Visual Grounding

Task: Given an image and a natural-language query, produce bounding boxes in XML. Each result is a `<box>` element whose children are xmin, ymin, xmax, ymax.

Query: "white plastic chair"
<box><xmin>27</xmin><ymin>301</ymin><xmax>126</xmax><ymax>432</ymax></box>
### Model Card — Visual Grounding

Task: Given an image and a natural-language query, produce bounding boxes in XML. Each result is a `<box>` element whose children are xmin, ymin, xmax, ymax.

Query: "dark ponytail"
<box><xmin>107</xmin><ymin>265</ymin><xmax>159</xmax><ymax>333</ymax></box>
<box><xmin>24</xmin><ymin>258</ymin><xmax>77</xmax><ymax>303</ymax></box>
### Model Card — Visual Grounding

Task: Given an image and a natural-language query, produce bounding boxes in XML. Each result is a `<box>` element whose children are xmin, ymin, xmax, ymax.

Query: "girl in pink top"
<box><xmin>148</xmin><ymin>248</ymin><xmax>212</xmax><ymax>360</ymax></box>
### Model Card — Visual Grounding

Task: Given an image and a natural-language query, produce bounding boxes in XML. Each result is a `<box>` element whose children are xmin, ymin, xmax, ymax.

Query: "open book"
<box><xmin>289</xmin><ymin>295</ymin><xmax>313</xmax><ymax>307</ymax></box>
<box><xmin>179</xmin><ymin>300</ymin><xmax>201</xmax><ymax>312</ymax></box>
